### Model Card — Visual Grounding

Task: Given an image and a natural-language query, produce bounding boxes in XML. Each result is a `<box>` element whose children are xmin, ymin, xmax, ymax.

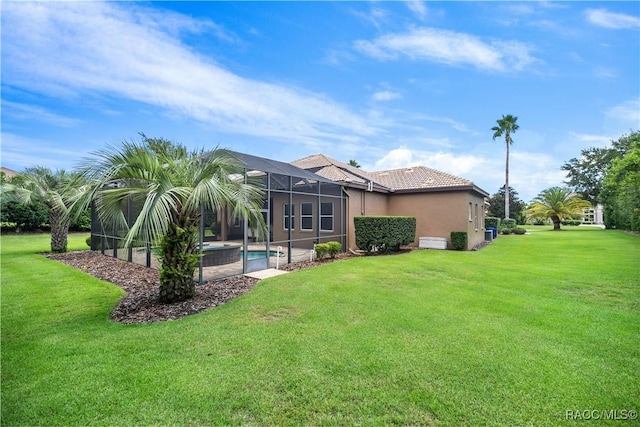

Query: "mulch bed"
<box><xmin>45</xmin><ymin>250</ymin><xmax>356</xmax><ymax>324</ymax></box>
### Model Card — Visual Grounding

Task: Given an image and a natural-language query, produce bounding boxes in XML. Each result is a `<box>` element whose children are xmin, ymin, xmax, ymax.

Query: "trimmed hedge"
<box><xmin>450</xmin><ymin>231</ymin><xmax>467</xmax><ymax>250</ymax></box>
<box><xmin>354</xmin><ymin>216</ymin><xmax>416</xmax><ymax>255</ymax></box>
<box><xmin>502</xmin><ymin>218</ymin><xmax>517</xmax><ymax>229</ymax></box>
<box><xmin>513</xmin><ymin>227</ymin><xmax>527</xmax><ymax>235</ymax></box>
<box><xmin>485</xmin><ymin>217</ymin><xmax>501</xmax><ymax>229</ymax></box>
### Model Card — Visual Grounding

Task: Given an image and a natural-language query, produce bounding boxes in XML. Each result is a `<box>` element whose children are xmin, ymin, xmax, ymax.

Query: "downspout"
<box><xmin>198</xmin><ymin>203</ymin><xmax>204</xmax><ymax>285</ymax></box>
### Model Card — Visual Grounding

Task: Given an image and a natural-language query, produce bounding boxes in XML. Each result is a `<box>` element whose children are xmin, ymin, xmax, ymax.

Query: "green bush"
<box><xmin>326</xmin><ymin>241</ymin><xmax>341</xmax><ymax>258</ymax></box>
<box><xmin>485</xmin><ymin>217</ymin><xmax>501</xmax><ymax>229</ymax></box>
<box><xmin>501</xmin><ymin>227</ymin><xmax>512</xmax><ymax>235</ymax></box>
<box><xmin>85</xmin><ymin>236</ymin><xmax>92</xmax><ymax>247</ymax></box>
<box><xmin>513</xmin><ymin>227</ymin><xmax>527</xmax><ymax>235</ymax></box>
<box><xmin>354</xmin><ymin>216</ymin><xmax>416</xmax><ymax>255</ymax></box>
<box><xmin>314</xmin><ymin>243</ymin><xmax>328</xmax><ymax>260</ymax></box>
<box><xmin>502</xmin><ymin>218</ymin><xmax>516</xmax><ymax>229</ymax></box>
<box><xmin>450</xmin><ymin>231</ymin><xmax>467</xmax><ymax>250</ymax></box>
<box><xmin>70</xmin><ymin>209</ymin><xmax>91</xmax><ymax>232</ymax></box>
<box><xmin>561</xmin><ymin>219</ymin><xmax>582</xmax><ymax>226</ymax></box>
<box><xmin>314</xmin><ymin>242</ymin><xmax>341</xmax><ymax>260</ymax></box>
<box><xmin>531</xmin><ymin>218</ymin><xmax>546</xmax><ymax>226</ymax></box>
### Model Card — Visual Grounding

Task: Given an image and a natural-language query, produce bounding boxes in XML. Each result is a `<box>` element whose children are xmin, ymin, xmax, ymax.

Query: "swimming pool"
<box><xmin>240</xmin><ymin>250</ymin><xmax>283</xmax><ymax>260</ymax></box>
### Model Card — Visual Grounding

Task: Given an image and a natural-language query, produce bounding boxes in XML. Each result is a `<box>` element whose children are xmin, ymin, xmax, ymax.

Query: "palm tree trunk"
<box><xmin>551</xmin><ymin>215</ymin><xmax>561</xmax><ymax>231</ymax></box>
<box><xmin>505</xmin><ymin>137</ymin><xmax>510</xmax><ymax>219</ymax></box>
<box><xmin>49</xmin><ymin>207</ymin><xmax>70</xmax><ymax>253</ymax></box>
<box><xmin>158</xmin><ymin>221</ymin><xmax>199</xmax><ymax>303</ymax></box>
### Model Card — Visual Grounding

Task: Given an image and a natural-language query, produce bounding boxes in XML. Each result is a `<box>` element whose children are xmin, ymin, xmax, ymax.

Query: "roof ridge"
<box><xmin>371</xmin><ymin>165</ymin><xmax>472</xmax><ymax>183</ymax></box>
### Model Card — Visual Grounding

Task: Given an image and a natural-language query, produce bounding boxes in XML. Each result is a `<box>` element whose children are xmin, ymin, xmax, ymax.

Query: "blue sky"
<box><xmin>1</xmin><ymin>1</ymin><xmax>638</xmax><ymax>202</ymax></box>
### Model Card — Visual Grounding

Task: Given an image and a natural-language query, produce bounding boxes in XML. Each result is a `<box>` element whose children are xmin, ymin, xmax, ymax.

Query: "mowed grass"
<box><xmin>1</xmin><ymin>228</ymin><xmax>638</xmax><ymax>426</ymax></box>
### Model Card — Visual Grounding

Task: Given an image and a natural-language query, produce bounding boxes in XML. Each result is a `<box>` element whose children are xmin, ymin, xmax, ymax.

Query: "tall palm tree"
<box><xmin>492</xmin><ymin>114</ymin><xmax>519</xmax><ymax>219</ymax></box>
<box><xmin>526</xmin><ymin>187</ymin><xmax>592</xmax><ymax>231</ymax></box>
<box><xmin>1</xmin><ymin>167</ymin><xmax>78</xmax><ymax>252</ymax></box>
<box><xmin>75</xmin><ymin>137</ymin><xmax>265</xmax><ymax>303</ymax></box>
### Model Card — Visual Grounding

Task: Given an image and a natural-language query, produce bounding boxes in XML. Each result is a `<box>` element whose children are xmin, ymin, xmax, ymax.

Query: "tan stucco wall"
<box><xmin>344</xmin><ymin>188</ymin><xmax>389</xmax><ymax>251</ymax></box>
<box><xmin>345</xmin><ymin>188</ymin><xmax>486</xmax><ymax>251</ymax></box>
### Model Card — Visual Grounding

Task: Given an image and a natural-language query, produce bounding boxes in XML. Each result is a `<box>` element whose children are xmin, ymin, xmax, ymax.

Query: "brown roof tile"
<box><xmin>291</xmin><ymin>154</ymin><xmax>484</xmax><ymax>194</ymax></box>
<box><xmin>369</xmin><ymin>166</ymin><xmax>473</xmax><ymax>191</ymax></box>
<box><xmin>291</xmin><ymin>154</ymin><xmax>378</xmax><ymax>186</ymax></box>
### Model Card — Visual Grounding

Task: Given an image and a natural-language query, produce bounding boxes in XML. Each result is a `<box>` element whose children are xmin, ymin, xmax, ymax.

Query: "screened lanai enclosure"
<box><xmin>89</xmin><ymin>151</ymin><xmax>346</xmax><ymax>283</ymax></box>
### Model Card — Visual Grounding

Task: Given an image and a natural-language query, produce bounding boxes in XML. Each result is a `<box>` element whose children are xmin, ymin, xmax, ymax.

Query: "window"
<box><xmin>469</xmin><ymin>202</ymin><xmax>473</xmax><ymax>222</ymax></box>
<box><xmin>301</xmin><ymin>202</ymin><xmax>313</xmax><ymax>231</ymax></box>
<box><xmin>320</xmin><ymin>202</ymin><xmax>333</xmax><ymax>232</ymax></box>
<box><xmin>474</xmin><ymin>204</ymin><xmax>479</xmax><ymax>230</ymax></box>
<box><xmin>283</xmin><ymin>204</ymin><xmax>295</xmax><ymax>230</ymax></box>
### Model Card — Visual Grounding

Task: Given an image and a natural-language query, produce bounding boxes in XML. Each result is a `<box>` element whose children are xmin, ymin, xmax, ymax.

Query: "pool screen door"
<box><xmin>245</xmin><ymin>209</ymin><xmax>269</xmax><ymax>273</ymax></box>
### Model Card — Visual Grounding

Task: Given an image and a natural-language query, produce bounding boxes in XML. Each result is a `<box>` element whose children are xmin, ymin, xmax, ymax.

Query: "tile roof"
<box><xmin>291</xmin><ymin>154</ymin><xmax>376</xmax><ymax>186</ymax></box>
<box><xmin>291</xmin><ymin>154</ymin><xmax>485</xmax><ymax>195</ymax></box>
<box><xmin>369</xmin><ymin>166</ymin><xmax>474</xmax><ymax>191</ymax></box>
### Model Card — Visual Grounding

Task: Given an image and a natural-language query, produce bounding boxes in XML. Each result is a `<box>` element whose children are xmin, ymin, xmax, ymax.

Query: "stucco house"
<box><xmin>292</xmin><ymin>154</ymin><xmax>489</xmax><ymax>252</ymax></box>
<box><xmin>91</xmin><ymin>150</ymin><xmax>489</xmax><ymax>282</ymax></box>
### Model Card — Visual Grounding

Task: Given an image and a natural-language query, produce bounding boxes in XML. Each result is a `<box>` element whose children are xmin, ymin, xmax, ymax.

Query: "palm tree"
<box><xmin>1</xmin><ymin>167</ymin><xmax>78</xmax><ymax>252</ymax></box>
<box><xmin>75</xmin><ymin>137</ymin><xmax>265</xmax><ymax>303</ymax></box>
<box><xmin>492</xmin><ymin>114</ymin><xmax>519</xmax><ymax>219</ymax></box>
<box><xmin>526</xmin><ymin>187</ymin><xmax>592</xmax><ymax>231</ymax></box>
<box><xmin>348</xmin><ymin>160</ymin><xmax>361</xmax><ymax>168</ymax></box>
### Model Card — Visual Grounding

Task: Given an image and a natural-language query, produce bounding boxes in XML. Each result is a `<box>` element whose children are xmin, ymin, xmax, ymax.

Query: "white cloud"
<box><xmin>372</xmin><ymin>91</ymin><xmax>402</xmax><ymax>102</ymax></box>
<box><xmin>1</xmin><ymin>2</ymin><xmax>379</xmax><ymax>149</ymax></box>
<box><xmin>1</xmin><ymin>101</ymin><xmax>82</xmax><ymax>128</ymax></box>
<box><xmin>0</xmin><ymin>133</ymin><xmax>81</xmax><ymax>170</ymax></box>
<box><xmin>353</xmin><ymin>27</ymin><xmax>537</xmax><ymax>71</ymax></box>
<box><xmin>585</xmin><ymin>8</ymin><xmax>640</xmax><ymax>29</ymax></box>
<box><xmin>604</xmin><ymin>98</ymin><xmax>640</xmax><ymax>125</ymax></box>
<box><xmin>369</xmin><ymin>145</ymin><xmax>486</xmax><ymax>177</ymax></box>
<box><xmin>510</xmin><ymin>152</ymin><xmax>567</xmax><ymax>200</ymax></box>
<box><xmin>405</xmin><ymin>1</ymin><xmax>428</xmax><ymax>20</ymax></box>
<box><xmin>365</xmin><ymin>146</ymin><xmax>567</xmax><ymax>201</ymax></box>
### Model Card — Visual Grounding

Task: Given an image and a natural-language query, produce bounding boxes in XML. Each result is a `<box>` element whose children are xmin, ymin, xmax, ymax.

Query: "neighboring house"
<box><xmin>292</xmin><ymin>154</ymin><xmax>489</xmax><ymax>251</ymax></box>
<box><xmin>582</xmin><ymin>204</ymin><xmax>604</xmax><ymax>226</ymax></box>
<box><xmin>1</xmin><ymin>167</ymin><xmax>18</xmax><ymax>180</ymax></box>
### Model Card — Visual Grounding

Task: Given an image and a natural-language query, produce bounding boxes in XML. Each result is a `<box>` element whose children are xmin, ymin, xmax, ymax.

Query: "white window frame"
<box><xmin>474</xmin><ymin>203</ymin><xmax>479</xmax><ymax>231</ymax></box>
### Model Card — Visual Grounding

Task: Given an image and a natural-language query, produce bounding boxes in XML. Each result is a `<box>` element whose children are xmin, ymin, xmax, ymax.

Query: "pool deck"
<box><xmin>126</xmin><ymin>241</ymin><xmax>311</xmax><ymax>282</ymax></box>
<box><xmin>245</xmin><ymin>268</ymin><xmax>289</xmax><ymax>280</ymax></box>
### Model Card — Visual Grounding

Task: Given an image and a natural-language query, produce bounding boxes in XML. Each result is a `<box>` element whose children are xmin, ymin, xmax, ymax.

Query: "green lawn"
<box><xmin>1</xmin><ymin>228</ymin><xmax>639</xmax><ymax>426</ymax></box>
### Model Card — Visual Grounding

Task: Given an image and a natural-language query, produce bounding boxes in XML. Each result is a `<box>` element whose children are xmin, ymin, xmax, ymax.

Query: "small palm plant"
<box><xmin>526</xmin><ymin>187</ymin><xmax>592</xmax><ymax>231</ymax></box>
<box><xmin>1</xmin><ymin>167</ymin><xmax>81</xmax><ymax>252</ymax></box>
<box><xmin>75</xmin><ymin>137</ymin><xmax>265</xmax><ymax>303</ymax></box>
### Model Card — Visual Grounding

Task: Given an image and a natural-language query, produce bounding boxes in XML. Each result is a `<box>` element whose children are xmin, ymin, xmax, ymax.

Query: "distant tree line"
<box><xmin>562</xmin><ymin>130</ymin><xmax>640</xmax><ymax>231</ymax></box>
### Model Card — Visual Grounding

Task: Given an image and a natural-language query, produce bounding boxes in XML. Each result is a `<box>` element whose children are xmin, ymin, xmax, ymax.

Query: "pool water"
<box><xmin>240</xmin><ymin>250</ymin><xmax>283</xmax><ymax>260</ymax></box>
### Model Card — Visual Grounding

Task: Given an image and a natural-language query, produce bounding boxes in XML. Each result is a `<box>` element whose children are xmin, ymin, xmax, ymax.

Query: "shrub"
<box><xmin>314</xmin><ymin>243</ymin><xmax>328</xmax><ymax>260</ymax></box>
<box><xmin>354</xmin><ymin>216</ymin><xmax>416</xmax><ymax>255</ymax></box>
<box><xmin>85</xmin><ymin>236</ymin><xmax>92</xmax><ymax>247</ymax></box>
<box><xmin>513</xmin><ymin>227</ymin><xmax>527</xmax><ymax>235</ymax></box>
<box><xmin>450</xmin><ymin>231</ymin><xmax>467</xmax><ymax>250</ymax></box>
<box><xmin>560</xmin><ymin>219</ymin><xmax>582</xmax><ymax>226</ymax></box>
<box><xmin>314</xmin><ymin>241</ymin><xmax>342</xmax><ymax>260</ymax></box>
<box><xmin>501</xmin><ymin>227</ymin><xmax>512</xmax><ymax>235</ymax></box>
<box><xmin>502</xmin><ymin>218</ymin><xmax>516</xmax><ymax>229</ymax></box>
<box><xmin>326</xmin><ymin>241</ymin><xmax>341</xmax><ymax>258</ymax></box>
<box><xmin>485</xmin><ymin>217</ymin><xmax>501</xmax><ymax>229</ymax></box>
<box><xmin>531</xmin><ymin>218</ymin><xmax>546</xmax><ymax>226</ymax></box>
